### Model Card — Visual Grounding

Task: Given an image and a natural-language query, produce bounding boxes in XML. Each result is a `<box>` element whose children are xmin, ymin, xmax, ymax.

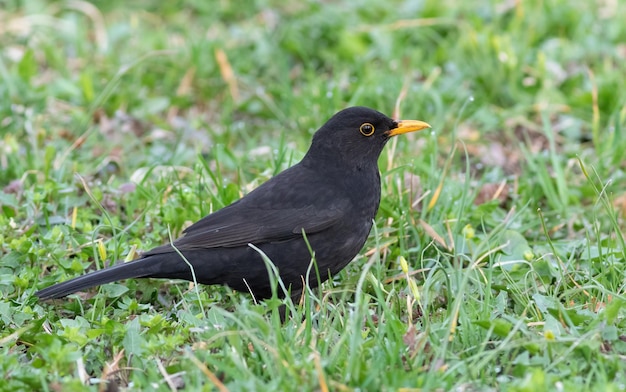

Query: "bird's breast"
<box><xmin>326</xmin><ymin>168</ymin><xmax>380</xmax><ymax>244</ymax></box>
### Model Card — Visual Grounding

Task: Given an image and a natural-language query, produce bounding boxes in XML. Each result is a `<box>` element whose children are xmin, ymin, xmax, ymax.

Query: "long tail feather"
<box><xmin>36</xmin><ymin>258</ymin><xmax>157</xmax><ymax>300</ymax></box>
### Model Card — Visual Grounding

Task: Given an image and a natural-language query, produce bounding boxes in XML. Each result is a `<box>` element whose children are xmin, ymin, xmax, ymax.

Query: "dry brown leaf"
<box><xmin>474</xmin><ymin>180</ymin><xmax>509</xmax><ymax>206</ymax></box>
<box><xmin>419</xmin><ymin>219</ymin><xmax>450</xmax><ymax>250</ymax></box>
<box><xmin>215</xmin><ymin>48</ymin><xmax>240</xmax><ymax>102</ymax></box>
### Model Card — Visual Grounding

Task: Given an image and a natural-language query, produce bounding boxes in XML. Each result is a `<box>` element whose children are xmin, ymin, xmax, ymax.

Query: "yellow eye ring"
<box><xmin>359</xmin><ymin>123</ymin><xmax>375</xmax><ymax>136</ymax></box>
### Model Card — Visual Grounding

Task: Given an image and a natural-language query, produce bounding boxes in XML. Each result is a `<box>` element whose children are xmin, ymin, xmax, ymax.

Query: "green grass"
<box><xmin>1</xmin><ymin>0</ymin><xmax>626</xmax><ymax>390</ymax></box>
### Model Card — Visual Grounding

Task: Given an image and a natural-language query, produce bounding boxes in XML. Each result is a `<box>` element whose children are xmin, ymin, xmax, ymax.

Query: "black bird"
<box><xmin>36</xmin><ymin>107</ymin><xmax>430</xmax><ymax>302</ymax></box>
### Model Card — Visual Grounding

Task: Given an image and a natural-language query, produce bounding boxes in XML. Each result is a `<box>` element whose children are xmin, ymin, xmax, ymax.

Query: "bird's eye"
<box><xmin>359</xmin><ymin>123</ymin><xmax>375</xmax><ymax>137</ymax></box>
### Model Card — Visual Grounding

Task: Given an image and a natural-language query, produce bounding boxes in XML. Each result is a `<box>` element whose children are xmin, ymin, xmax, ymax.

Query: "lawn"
<box><xmin>1</xmin><ymin>0</ymin><xmax>626</xmax><ymax>390</ymax></box>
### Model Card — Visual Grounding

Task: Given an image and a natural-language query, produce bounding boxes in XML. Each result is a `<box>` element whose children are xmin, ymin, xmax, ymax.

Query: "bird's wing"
<box><xmin>145</xmin><ymin>165</ymin><xmax>349</xmax><ymax>254</ymax></box>
<box><xmin>144</xmin><ymin>203</ymin><xmax>345</xmax><ymax>254</ymax></box>
<box><xmin>179</xmin><ymin>203</ymin><xmax>344</xmax><ymax>248</ymax></box>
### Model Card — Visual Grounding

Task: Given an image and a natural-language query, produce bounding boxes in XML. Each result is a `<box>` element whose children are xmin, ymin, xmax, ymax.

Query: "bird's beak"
<box><xmin>387</xmin><ymin>120</ymin><xmax>431</xmax><ymax>137</ymax></box>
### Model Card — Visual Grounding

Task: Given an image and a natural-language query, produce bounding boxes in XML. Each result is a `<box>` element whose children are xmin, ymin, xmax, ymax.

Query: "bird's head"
<box><xmin>304</xmin><ymin>106</ymin><xmax>431</xmax><ymax>169</ymax></box>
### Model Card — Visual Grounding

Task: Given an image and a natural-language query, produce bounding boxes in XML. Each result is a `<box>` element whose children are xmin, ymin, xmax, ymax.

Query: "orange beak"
<box><xmin>387</xmin><ymin>120</ymin><xmax>431</xmax><ymax>137</ymax></box>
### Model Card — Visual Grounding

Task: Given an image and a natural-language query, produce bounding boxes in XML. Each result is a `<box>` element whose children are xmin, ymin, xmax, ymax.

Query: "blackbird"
<box><xmin>36</xmin><ymin>106</ymin><xmax>430</xmax><ymax>302</ymax></box>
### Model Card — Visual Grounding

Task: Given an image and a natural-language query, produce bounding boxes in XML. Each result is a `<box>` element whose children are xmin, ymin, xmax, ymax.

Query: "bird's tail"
<box><xmin>35</xmin><ymin>257</ymin><xmax>158</xmax><ymax>300</ymax></box>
